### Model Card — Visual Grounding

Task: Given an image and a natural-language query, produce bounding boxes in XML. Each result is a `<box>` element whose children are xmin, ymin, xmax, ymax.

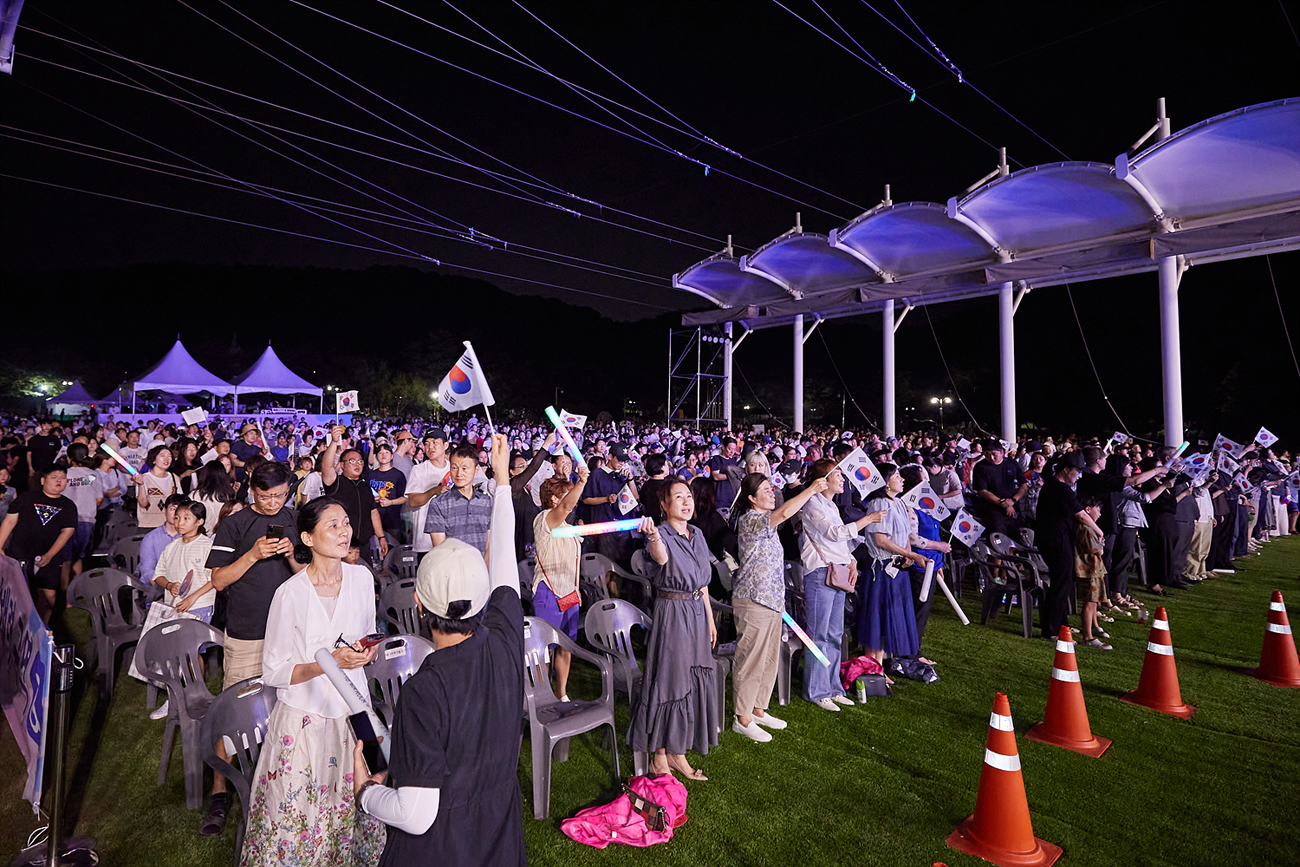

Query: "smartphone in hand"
<box><xmin>348</xmin><ymin>712</ymin><xmax>387</xmax><ymax>775</ymax></box>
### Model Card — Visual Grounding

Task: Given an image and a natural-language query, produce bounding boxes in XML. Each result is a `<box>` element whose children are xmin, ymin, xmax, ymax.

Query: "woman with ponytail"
<box><xmin>239</xmin><ymin>497</ymin><xmax>386</xmax><ymax>867</ymax></box>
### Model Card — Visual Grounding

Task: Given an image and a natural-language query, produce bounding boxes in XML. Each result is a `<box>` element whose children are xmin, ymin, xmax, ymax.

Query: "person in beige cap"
<box><xmin>352</xmin><ymin>434</ymin><xmax>526</xmax><ymax>867</ymax></box>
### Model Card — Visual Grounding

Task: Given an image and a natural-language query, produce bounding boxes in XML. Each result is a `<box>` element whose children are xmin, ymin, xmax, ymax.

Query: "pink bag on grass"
<box><xmin>840</xmin><ymin>654</ymin><xmax>885</xmax><ymax>692</ymax></box>
<box><xmin>560</xmin><ymin>774</ymin><xmax>689</xmax><ymax>848</ymax></box>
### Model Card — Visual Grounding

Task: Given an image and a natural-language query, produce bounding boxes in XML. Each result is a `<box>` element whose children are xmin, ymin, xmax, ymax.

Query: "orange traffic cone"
<box><xmin>1120</xmin><ymin>606</ymin><xmax>1196</xmax><ymax>719</ymax></box>
<box><xmin>1251</xmin><ymin>591</ymin><xmax>1300</xmax><ymax>687</ymax></box>
<box><xmin>1026</xmin><ymin>627</ymin><xmax>1112</xmax><ymax>757</ymax></box>
<box><xmin>946</xmin><ymin>693</ymin><xmax>1063</xmax><ymax>867</ymax></box>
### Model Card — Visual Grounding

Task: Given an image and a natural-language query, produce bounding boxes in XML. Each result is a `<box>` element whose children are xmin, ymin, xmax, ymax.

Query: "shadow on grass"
<box><xmin>62</xmin><ymin>668</ymin><xmax>111</xmax><ymax>832</ymax></box>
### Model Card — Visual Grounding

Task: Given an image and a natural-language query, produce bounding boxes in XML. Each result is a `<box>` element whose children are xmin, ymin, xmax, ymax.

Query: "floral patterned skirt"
<box><xmin>240</xmin><ymin>701</ymin><xmax>385</xmax><ymax>867</ymax></box>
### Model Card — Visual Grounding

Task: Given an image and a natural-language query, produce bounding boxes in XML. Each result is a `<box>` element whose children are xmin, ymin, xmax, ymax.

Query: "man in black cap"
<box><xmin>1035</xmin><ymin>451</ymin><xmax>1103</xmax><ymax>639</ymax></box>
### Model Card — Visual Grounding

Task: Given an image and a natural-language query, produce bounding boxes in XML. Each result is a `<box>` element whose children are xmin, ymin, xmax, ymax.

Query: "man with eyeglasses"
<box><xmin>205</xmin><ymin>461</ymin><xmax>300</xmax><ymax>836</ymax></box>
<box><xmin>321</xmin><ymin>425</ymin><xmax>388</xmax><ymax>563</ymax></box>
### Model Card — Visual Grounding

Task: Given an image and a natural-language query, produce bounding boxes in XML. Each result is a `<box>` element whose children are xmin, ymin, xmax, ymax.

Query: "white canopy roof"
<box><xmin>46</xmin><ymin>380</ymin><xmax>97</xmax><ymax>405</ymax></box>
<box><xmin>133</xmin><ymin>338</ymin><xmax>236</xmax><ymax>396</ymax></box>
<box><xmin>675</xmin><ymin>98</ymin><xmax>1300</xmax><ymax>327</ymax></box>
<box><xmin>231</xmin><ymin>344</ymin><xmax>322</xmax><ymax>397</ymax></box>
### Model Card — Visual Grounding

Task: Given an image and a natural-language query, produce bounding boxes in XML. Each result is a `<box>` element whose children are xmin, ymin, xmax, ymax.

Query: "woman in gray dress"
<box><xmin>628</xmin><ymin>479</ymin><xmax>718</xmax><ymax>781</ymax></box>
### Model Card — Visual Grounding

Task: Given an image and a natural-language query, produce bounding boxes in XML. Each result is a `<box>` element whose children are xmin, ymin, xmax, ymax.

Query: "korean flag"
<box><xmin>617</xmin><ymin>483</ymin><xmax>638</xmax><ymax>515</ymax></box>
<box><xmin>560</xmin><ymin>410</ymin><xmax>588</xmax><ymax>429</ymax></box>
<box><xmin>837</xmin><ymin>448</ymin><xmax>884</xmax><ymax>497</ymax></box>
<box><xmin>1255</xmin><ymin>427</ymin><xmax>1279</xmax><ymax>449</ymax></box>
<box><xmin>950</xmin><ymin>509</ymin><xmax>986</xmax><ymax>547</ymax></box>
<box><xmin>901</xmin><ymin>481</ymin><xmax>951</xmax><ymax>521</ymax></box>
<box><xmin>437</xmin><ymin>342</ymin><xmax>496</xmax><ymax>412</ymax></box>
<box><xmin>1214</xmin><ymin>434</ymin><xmax>1248</xmax><ymax>459</ymax></box>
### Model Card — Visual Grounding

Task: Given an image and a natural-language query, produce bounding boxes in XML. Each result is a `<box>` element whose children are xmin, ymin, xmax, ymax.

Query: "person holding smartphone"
<box><xmin>239</xmin><ymin>496</ymin><xmax>386</xmax><ymax>866</ymax></box>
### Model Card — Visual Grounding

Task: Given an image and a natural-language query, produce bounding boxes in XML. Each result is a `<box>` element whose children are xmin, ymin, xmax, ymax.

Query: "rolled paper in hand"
<box><xmin>313</xmin><ymin>647</ymin><xmax>391</xmax><ymax>760</ymax></box>
<box><xmin>782</xmin><ymin>611</ymin><xmax>831</xmax><ymax>667</ymax></box>
<box><xmin>99</xmin><ymin>443</ymin><xmax>139</xmax><ymax>476</ymax></box>
<box><xmin>918</xmin><ymin>558</ymin><xmax>935</xmax><ymax>603</ymax></box>
<box><xmin>551</xmin><ymin>518</ymin><xmax>643</xmax><ymax>539</ymax></box>
<box><xmin>544</xmin><ymin>406</ymin><xmax>586</xmax><ymax>466</ymax></box>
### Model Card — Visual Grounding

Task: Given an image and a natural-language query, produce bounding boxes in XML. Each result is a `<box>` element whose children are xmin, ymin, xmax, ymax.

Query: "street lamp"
<box><xmin>930</xmin><ymin>396</ymin><xmax>952</xmax><ymax>430</ymax></box>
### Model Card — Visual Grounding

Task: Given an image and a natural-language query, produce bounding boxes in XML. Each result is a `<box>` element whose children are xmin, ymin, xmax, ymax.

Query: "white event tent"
<box><xmin>46</xmin><ymin>380</ymin><xmax>97</xmax><ymax>416</ymax></box>
<box><xmin>230</xmin><ymin>343</ymin><xmax>324</xmax><ymax>413</ymax></box>
<box><xmin>131</xmin><ymin>338</ymin><xmax>235</xmax><ymax>412</ymax></box>
<box><xmin>671</xmin><ymin>98</ymin><xmax>1300</xmax><ymax>445</ymax></box>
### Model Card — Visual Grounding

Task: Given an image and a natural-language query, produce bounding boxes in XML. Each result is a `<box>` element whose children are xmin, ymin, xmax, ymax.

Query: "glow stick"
<box><xmin>1171</xmin><ymin>440</ymin><xmax>1191</xmax><ymax>461</ymax></box>
<box><xmin>782</xmin><ymin>611</ymin><xmax>831</xmax><ymax>667</ymax></box>
<box><xmin>918</xmin><ymin>558</ymin><xmax>936</xmax><ymax>603</ymax></box>
<box><xmin>551</xmin><ymin>518</ymin><xmax>642</xmax><ymax>539</ymax></box>
<box><xmin>313</xmin><ymin>647</ymin><xmax>390</xmax><ymax>761</ymax></box>
<box><xmin>99</xmin><ymin>443</ymin><xmax>139</xmax><ymax>476</ymax></box>
<box><xmin>544</xmin><ymin>405</ymin><xmax>585</xmax><ymax>465</ymax></box>
<box><xmin>934</xmin><ymin>573</ymin><xmax>970</xmax><ymax>625</ymax></box>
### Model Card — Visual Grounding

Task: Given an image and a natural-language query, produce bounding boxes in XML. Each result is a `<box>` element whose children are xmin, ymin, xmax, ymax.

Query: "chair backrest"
<box><xmin>137</xmin><ymin>619</ymin><xmax>225</xmax><ymax>711</ymax></box>
<box><xmin>517</xmin><ymin>559</ymin><xmax>535</xmax><ymax>603</ymax></box>
<box><xmin>629</xmin><ymin>548</ymin><xmax>654</xmax><ymax>577</ymax></box>
<box><xmin>365</xmin><ymin>634</ymin><xmax>436</xmax><ymax>714</ymax></box>
<box><xmin>583</xmin><ymin>598</ymin><xmax>650</xmax><ymax>684</ymax></box>
<box><xmin>988</xmin><ymin>532</ymin><xmax>1017</xmax><ymax>556</ymax></box>
<box><xmin>578</xmin><ymin>554</ymin><xmax>612</xmax><ymax>605</ymax></box>
<box><xmin>67</xmin><ymin>567</ymin><xmax>142</xmax><ymax>633</ymax></box>
<box><xmin>968</xmin><ymin>542</ymin><xmax>994</xmax><ymax>565</ymax></box>
<box><xmin>522</xmin><ymin>617</ymin><xmax>563</xmax><ymax>709</ymax></box>
<box><xmin>713</xmin><ymin>559</ymin><xmax>734</xmax><ymax>592</ymax></box>
<box><xmin>109</xmin><ymin>535</ymin><xmax>146</xmax><ymax>577</ymax></box>
<box><xmin>378</xmin><ymin>578</ymin><xmax>423</xmax><ymax>636</ymax></box>
<box><xmin>200</xmin><ymin>676</ymin><xmax>278</xmax><ymax>807</ymax></box>
<box><xmin>383</xmin><ymin>544</ymin><xmax>419</xmax><ymax>580</ymax></box>
<box><xmin>107</xmin><ymin>508</ymin><xmax>136</xmax><ymax>527</ymax></box>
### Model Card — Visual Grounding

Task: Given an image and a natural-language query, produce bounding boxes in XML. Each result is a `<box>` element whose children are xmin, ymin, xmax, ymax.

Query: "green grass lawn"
<box><xmin>4</xmin><ymin>538</ymin><xmax>1299</xmax><ymax>867</ymax></box>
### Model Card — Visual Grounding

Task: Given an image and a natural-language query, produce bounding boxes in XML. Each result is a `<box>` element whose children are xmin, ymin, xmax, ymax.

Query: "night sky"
<box><xmin>3</xmin><ymin>1</ymin><xmax>1299</xmax><ymax>436</ymax></box>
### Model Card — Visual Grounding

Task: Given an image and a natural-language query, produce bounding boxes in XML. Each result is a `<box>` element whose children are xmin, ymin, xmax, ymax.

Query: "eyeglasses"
<box><xmin>344</xmin><ymin>458</ymin><xmax>364</xmax><ymax>465</ymax></box>
<box><xmin>254</xmin><ymin>490</ymin><xmax>290</xmax><ymax>502</ymax></box>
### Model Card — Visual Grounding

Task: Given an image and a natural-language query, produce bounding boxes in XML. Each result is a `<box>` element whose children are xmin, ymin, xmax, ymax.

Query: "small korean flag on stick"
<box><xmin>559</xmin><ymin>410</ymin><xmax>587</xmax><ymax>429</ymax></box>
<box><xmin>901</xmin><ymin>481</ymin><xmax>951</xmax><ymax>521</ymax></box>
<box><xmin>438</xmin><ymin>342</ymin><xmax>498</xmax><ymax>429</ymax></box>
<box><xmin>1110</xmin><ymin>431</ymin><xmax>1129</xmax><ymax>445</ymax></box>
<box><xmin>950</xmin><ymin>508</ymin><xmax>986</xmax><ymax>547</ymax></box>
<box><xmin>837</xmin><ymin>447</ymin><xmax>883</xmax><ymax>497</ymax></box>
<box><xmin>617</xmin><ymin>483</ymin><xmax>638</xmax><ymax>516</ymax></box>
<box><xmin>336</xmin><ymin>390</ymin><xmax>358</xmax><ymax>413</ymax></box>
<box><xmin>1214</xmin><ymin>434</ymin><xmax>1248</xmax><ymax>459</ymax></box>
<box><xmin>1255</xmin><ymin>427</ymin><xmax>1279</xmax><ymax>449</ymax></box>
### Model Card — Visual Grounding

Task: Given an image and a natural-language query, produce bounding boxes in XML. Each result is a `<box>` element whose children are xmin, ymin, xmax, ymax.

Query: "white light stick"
<box><xmin>544</xmin><ymin>406</ymin><xmax>585</xmax><ymax>465</ymax></box>
<box><xmin>918</xmin><ymin>558</ymin><xmax>936</xmax><ymax>603</ymax></box>
<box><xmin>1171</xmin><ymin>440</ymin><xmax>1191</xmax><ymax>461</ymax></box>
<box><xmin>934</xmin><ymin>572</ymin><xmax>970</xmax><ymax>625</ymax></box>
<box><xmin>313</xmin><ymin>647</ymin><xmax>390</xmax><ymax>760</ymax></box>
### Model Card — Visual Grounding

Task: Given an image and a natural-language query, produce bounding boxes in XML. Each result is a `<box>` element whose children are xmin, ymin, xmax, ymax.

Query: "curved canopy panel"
<box><xmin>47</xmin><ymin>380</ymin><xmax>97</xmax><ymax>405</ymax></box>
<box><xmin>955</xmin><ymin>163</ymin><xmax>1156</xmax><ymax>254</ymax></box>
<box><xmin>831</xmin><ymin>203</ymin><xmax>994</xmax><ymax>278</ymax></box>
<box><xmin>673</xmin><ymin>254</ymin><xmax>788</xmax><ymax>308</ymax></box>
<box><xmin>232</xmin><ymin>344</ymin><xmax>322</xmax><ymax>396</ymax></box>
<box><xmin>673</xmin><ymin>98</ymin><xmax>1300</xmax><ymax>327</ymax></box>
<box><xmin>1124</xmin><ymin>98</ymin><xmax>1300</xmax><ymax>226</ymax></box>
<box><xmin>133</xmin><ymin>338</ymin><xmax>235</xmax><ymax>396</ymax></box>
<box><xmin>740</xmin><ymin>233</ymin><xmax>878</xmax><ymax>298</ymax></box>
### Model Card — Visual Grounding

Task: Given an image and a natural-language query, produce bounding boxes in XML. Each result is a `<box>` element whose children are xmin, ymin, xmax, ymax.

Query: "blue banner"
<box><xmin>0</xmin><ymin>555</ymin><xmax>53</xmax><ymax>812</ymax></box>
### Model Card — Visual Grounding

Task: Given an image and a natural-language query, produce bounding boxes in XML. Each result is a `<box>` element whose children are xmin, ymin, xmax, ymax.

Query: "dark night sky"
<box><xmin>3</xmin><ymin>1</ymin><xmax>1299</xmax><ymax>435</ymax></box>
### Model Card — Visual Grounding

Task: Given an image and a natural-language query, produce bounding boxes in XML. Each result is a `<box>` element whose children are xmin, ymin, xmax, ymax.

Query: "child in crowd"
<box><xmin>1073</xmin><ymin>495</ymin><xmax>1110</xmax><ymax>649</ymax></box>
<box><xmin>152</xmin><ymin>500</ymin><xmax>217</xmax><ymax>623</ymax></box>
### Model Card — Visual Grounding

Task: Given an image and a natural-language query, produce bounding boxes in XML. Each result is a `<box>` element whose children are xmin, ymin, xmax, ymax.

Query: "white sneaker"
<box><xmin>813</xmin><ymin>697</ymin><xmax>841</xmax><ymax>712</ymax></box>
<box><xmin>149</xmin><ymin>700</ymin><xmax>170</xmax><ymax>720</ymax></box>
<box><xmin>732</xmin><ymin>718</ymin><xmax>773</xmax><ymax>742</ymax></box>
<box><xmin>830</xmin><ymin>694</ymin><xmax>854</xmax><ymax>706</ymax></box>
<box><xmin>752</xmin><ymin>712</ymin><xmax>787</xmax><ymax>730</ymax></box>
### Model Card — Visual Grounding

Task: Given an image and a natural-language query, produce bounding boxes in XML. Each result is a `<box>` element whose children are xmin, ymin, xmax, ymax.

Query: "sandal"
<box><xmin>667</xmin><ymin>756</ymin><xmax>707</xmax><ymax>781</ymax></box>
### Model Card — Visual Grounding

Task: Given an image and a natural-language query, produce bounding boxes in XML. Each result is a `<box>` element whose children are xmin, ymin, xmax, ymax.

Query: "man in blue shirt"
<box><xmin>581</xmin><ymin>443</ymin><xmax>636</xmax><ymax>568</ymax></box>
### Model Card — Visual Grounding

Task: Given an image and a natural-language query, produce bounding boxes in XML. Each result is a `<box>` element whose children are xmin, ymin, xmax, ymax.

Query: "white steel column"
<box><xmin>793</xmin><ymin>314</ymin><xmax>805</xmax><ymax>432</ymax></box>
<box><xmin>998</xmin><ymin>282</ymin><xmax>1016</xmax><ymax>443</ymax></box>
<box><xmin>1158</xmin><ymin>256</ymin><xmax>1183</xmax><ymax>446</ymax></box>
<box><xmin>882</xmin><ymin>300</ymin><xmax>896</xmax><ymax>436</ymax></box>
<box><xmin>1154</xmin><ymin>98</ymin><xmax>1182</xmax><ymax>447</ymax></box>
<box><xmin>723</xmin><ymin>322</ymin><xmax>734</xmax><ymax>430</ymax></box>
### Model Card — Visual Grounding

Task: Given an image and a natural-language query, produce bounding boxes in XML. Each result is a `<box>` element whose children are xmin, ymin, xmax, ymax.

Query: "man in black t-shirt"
<box><xmin>1035</xmin><ymin>452</ymin><xmax>1102</xmax><ymax>639</ymax></box>
<box><xmin>205</xmin><ymin>461</ymin><xmax>298</xmax><ymax>836</ymax></box>
<box><xmin>0</xmin><ymin>464</ymin><xmax>78</xmax><ymax>621</ymax></box>
<box><xmin>321</xmin><ymin>426</ymin><xmax>387</xmax><ymax>561</ymax></box>
<box><xmin>972</xmin><ymin>439</ymin><xmax>1027</xmax><ymax>536</ymax></box>
<box><xmin>26</xmin><ymin>422</ymin><xmax>62</xmax><ymax>490</ymax></box>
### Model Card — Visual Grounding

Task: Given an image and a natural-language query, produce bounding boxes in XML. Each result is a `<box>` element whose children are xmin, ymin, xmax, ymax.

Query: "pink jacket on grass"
<box><xmin>560</xmin><ymin>774</ymin><xmax>689</xmax><ymax>848</ymax></box>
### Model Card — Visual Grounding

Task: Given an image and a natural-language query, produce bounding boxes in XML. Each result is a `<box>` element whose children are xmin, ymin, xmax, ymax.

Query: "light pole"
<box><xmin>930</xmin><ymin>396</ymin><xmax>952</xmax><ymax>430</ymax></box>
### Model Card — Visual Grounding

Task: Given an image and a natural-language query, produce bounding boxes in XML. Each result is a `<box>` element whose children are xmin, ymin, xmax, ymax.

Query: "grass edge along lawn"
<box><xmin>3</xmin><ymin>537</ymin><xmax>1298</xmax><ymax>867</ymax></box>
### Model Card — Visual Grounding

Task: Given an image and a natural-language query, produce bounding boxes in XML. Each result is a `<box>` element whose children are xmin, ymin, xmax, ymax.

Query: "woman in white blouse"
<box><xmin>240</xmin><ymin>499</ymin><xmax>386</xmax><ymax>867</ymax></box>
<box><xmin>858</xmin><ymin>464</ymin><xmax>929</xmax><ymax>668</ymax></box>
<box><xmin>797</xmin><ymin>460</ymin><xmax>886</xmax><ymax>712</ymax></box>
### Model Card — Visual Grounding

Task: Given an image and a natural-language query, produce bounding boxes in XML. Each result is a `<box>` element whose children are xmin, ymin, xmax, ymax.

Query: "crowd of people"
<box><xmin>0</xmin><ymin>409</ymin><xmax>1295</xmax><ymax>865</ymax></box>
